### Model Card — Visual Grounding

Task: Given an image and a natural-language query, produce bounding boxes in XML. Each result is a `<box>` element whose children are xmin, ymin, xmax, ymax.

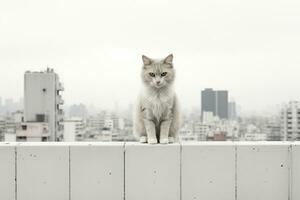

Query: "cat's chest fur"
<box><xmin>141</xmin><ymin>88</ymin><xmax>174</xmax><ymax>121</ymax></box>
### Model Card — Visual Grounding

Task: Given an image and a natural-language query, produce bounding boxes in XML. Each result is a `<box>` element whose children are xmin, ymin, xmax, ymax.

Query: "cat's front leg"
<box><xmin>143</xmin><ymin>119</ymin><xmax>157</xmax><ymax>144</ymax></box>
<box><xmin>160</xmin><ymin>119</ymin><xmax>172</xmax><ymax>144</ymax></box>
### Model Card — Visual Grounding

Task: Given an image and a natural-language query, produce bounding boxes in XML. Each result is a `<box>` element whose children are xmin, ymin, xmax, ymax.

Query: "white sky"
<box><xmin>1</xmin><ymin>0</ymin><xmax>300</xmax><ymax>114</ymax></box>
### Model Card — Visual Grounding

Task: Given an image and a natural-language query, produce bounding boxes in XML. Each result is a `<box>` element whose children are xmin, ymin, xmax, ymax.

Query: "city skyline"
<box><xmin>0</xmin><ymin>1</ymin><xmax>299</xmax><ymax>199</ymax></box>
<box><xmin>0</xmin><ymin>86</ymin><xmax>290</xmax><ymax>117</ymax></box>
<box><xmin>0</xmin><ymin>68</ymin><xmax>298</xmax><ymax>143</ymax></box>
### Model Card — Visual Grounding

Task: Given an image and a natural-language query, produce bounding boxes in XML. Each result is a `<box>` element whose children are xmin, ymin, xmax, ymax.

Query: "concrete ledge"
<box><xmin>237</xmin><ymin>143</ymin><xmax>290</xmax><ymax>200</ymax></box>
<box><xmin>182</xmin><ymin>143</ymin><xmax>235</xmax><ymax>200</ymax></box>
<box><xmin>0</xmin><ymin>143</ymin><xmax>15</xmax><ymax>200</ymax></box>
<box><xmin>0</xmin><ymin>142</ymin><xmax>299</xmax><ymax>200</ymax></box>
<box><xmin>70</xmin><ymin>143</ymin><xmax>124</xmax><ymax>200</ymax></box>
<box><xmin>17</xmin><ymin>143</ymin><xmax>69</xmax><ymax>200</ymax></box>
<box><xmin>125</xmin><ymin>143</ymin><xmax>180</xmax><ymax>200</ymax></box>
<box><xmin>292</xmin><ymin>143</ymin><xmax>300</xmax><ymax>200</ymax></box>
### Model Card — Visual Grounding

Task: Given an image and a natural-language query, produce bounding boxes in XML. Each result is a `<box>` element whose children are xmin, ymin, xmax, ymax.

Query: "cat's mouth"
<box><xmin>154</xmin><ymin>83</ymin><xmax>164</xmax><ymax>88</ymax></box>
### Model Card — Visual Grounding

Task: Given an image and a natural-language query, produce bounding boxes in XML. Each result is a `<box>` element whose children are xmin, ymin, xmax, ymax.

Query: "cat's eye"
<box><xmin>149</xmin><ymin>73</ymin><xmax>155</xmax><ymax>77</ymax></box>
<box><xmin>161</xmin><ymin>72</ymin><xmax>167</xmax><ymax>77</ymax></box>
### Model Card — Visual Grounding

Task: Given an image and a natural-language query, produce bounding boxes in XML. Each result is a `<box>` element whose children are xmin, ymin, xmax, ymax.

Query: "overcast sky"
<box><xmin>1</xmin><ymin>0</ymin><xmax>300</xmax><ymax>114</ymax></box>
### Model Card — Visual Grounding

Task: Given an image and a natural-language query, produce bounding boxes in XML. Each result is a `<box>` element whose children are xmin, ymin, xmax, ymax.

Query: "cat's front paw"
<box><xmin>139</xmin><ymin>136</ymin><xmax>147</xmax><ymax>143</ymax></box>
<box><xmin>160</xmin><ymin>138</ymin><xmax>169</xmax><ymax>144</ymax></box>
<box><xmin>148</xmin><ymin>138</ymin><xmax>158</xmax><ymax>144</ymax></box>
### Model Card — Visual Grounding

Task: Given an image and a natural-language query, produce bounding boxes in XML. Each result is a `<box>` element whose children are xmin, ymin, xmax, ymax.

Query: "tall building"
<box><xmin>228</xmin><ymin>101</ymin><xmax>237</xmax><ymax>120</ymax></box>
<box><xmin>201</xmin><ymin>88</ymin><xmax>228</xmax><ymax>119</ymax></box>
<box><xmin>18</xmin><ymin>68</ymin><xmax>64</xmax><ymax>141</ymax></box>
<box><xmin>281</xmin><ymin>101</ymin><xmax>300</xmax><ymax>141</ymax></box>
<box><xmin>201</xmin><ymin>88</ymin><xmax>216</xmax><ymax>116</ymax></box>
<box><xmin>216</xmin><ymin>90</ymin><xmax>228</xmax><ymax>119</ymax></box>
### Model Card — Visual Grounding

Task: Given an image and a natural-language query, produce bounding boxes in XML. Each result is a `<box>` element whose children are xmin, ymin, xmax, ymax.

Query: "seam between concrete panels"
<box><xmin>69</xmin><ymin>145</ymin><xmax>71</xmax><ymax>200</ymax></box>
<box><xmin>289</xmin><ymin>144</ymin><xmax>292</xmax><ymax>200</ymax></box>
<box><xmin>123</xmin><ymin>142</ymin><xmax>126</xmax><ymax>200</ymax></box>
<box><xmin>180</xmin><ymin>143</ymin><xmax>182</xmax><ymax>200</ymax></box>
<box><xmin>15</xmin><ymin>145</ymin><xmax>17</xmax><ymax>200</ymax></box>
<box><xmin>235</xmin><ymin>144</ymin><xmax>237</xmax><ymax>200</ymax></box>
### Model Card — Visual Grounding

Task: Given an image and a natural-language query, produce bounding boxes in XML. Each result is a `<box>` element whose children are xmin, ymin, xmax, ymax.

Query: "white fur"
<box><xmin>133</xmin><ymin>54</ymin><xmax>180</xmax><ymax>144</ymax></box>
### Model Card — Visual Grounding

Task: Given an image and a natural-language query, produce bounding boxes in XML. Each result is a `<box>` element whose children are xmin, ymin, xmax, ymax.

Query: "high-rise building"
<box><xmin>201</xmin><ymin>88</ymin><xmax>216</xmax><ymax>116</ymax></box>
<box><xmin>216</xmin><ymin>90</ymin><xmax>228</xmax><ymax>119</ymax></box>
<box><xmin>281</xmin><ymin>101</ymin><xmax>300</xmax><ymax>141</ymax></box>
<box><xmin>17</xmin><ymin>68</ymin><xmax>64</xmax><ymax>141</ymax></box>
<box><xmin>228</xmin><ymin>101</ymin><xmax>237</xmax><ymax>120</ymax></box>
<box><xmin>201</xmin><ymin>88</ymin><xmax>228</xmax><ymax>119</ymax></box>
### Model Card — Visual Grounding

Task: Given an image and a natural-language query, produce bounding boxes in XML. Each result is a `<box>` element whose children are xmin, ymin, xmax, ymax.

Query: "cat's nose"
<box><xmin>156</xmin><ymin>81</ymin><xmax>161</xmax><ymax>84</ymax></box>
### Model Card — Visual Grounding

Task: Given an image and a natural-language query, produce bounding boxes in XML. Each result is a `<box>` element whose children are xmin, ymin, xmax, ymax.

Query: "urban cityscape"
<box><xmin>0</xmin><ymin>68</ymin><xmax>299</xmax><ymax>143</ymax></box>
<box><xmin>2</xmin><ymin>1</ymin><xmax>300</xmax><ymax>200</ymax></box>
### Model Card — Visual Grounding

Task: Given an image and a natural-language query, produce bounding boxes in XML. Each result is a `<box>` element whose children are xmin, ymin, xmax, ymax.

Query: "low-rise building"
<box><xmin>16</xmin><ymin>122</ymin><xmax>50</xmax><ymax>142</ymax></box>
<box><xmin>63</xmin><ymin>118</ymin><xmax>85</xmax><ymax>141</ymax></box>
<box><xmin>281</xmin><ymin>101</ymin><xmax>300</xmax><ymax>141</ymax></box>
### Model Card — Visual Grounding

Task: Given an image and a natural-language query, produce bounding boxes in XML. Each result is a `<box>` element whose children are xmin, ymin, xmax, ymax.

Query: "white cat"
<box><xmin>133</xmin><ymin>54</ymin><xmax>180</xmax><ymax>144</ymax></box>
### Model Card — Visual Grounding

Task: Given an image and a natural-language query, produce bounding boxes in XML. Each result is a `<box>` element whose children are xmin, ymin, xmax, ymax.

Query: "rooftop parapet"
<box><xmin>0</xmin><ymin>142</ymin><xmax>299</xmax><ymax>200</ymax></box>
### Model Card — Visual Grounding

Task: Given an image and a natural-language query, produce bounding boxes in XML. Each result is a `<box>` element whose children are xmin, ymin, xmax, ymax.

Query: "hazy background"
<box><xmin>1</xmin><ymin>0</ymin><xmax>300</xmax><ymax>115</ymax></box>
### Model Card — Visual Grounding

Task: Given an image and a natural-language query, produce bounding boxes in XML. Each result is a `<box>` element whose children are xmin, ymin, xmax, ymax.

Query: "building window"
<box><xmin>17</xmin><ymin>136</ymin><xmax>26</xmax><ymax>141</ymax></box>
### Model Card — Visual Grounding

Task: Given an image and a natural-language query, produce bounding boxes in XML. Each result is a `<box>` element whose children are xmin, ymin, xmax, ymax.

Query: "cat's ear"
<box><xmin>142</xmin><ymin>55</ymin><xmax>152</xmax><ymax>65</ymax></box>
<box><xmin>164</xmin><ymin>54</ymin><xmax>173</xmax><ymax>65</ymax></box>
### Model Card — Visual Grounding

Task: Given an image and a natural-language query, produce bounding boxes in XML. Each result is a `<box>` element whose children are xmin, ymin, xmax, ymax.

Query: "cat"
<box><xmin>133</xmin><ymin>54</ymin><xmax>180</xmax><ymax>144</ymax></box>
